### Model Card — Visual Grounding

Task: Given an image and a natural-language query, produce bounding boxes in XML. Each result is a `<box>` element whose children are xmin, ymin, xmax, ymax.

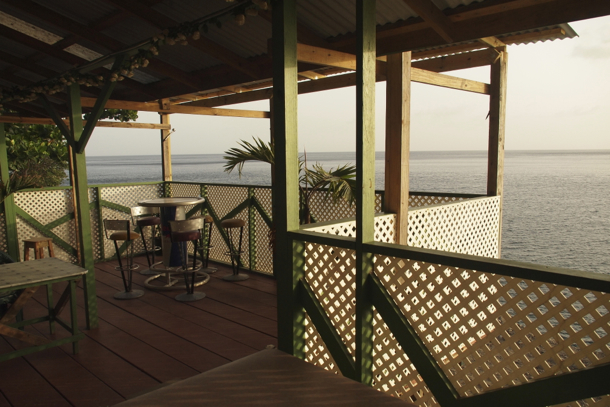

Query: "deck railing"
<box><xmin>3</xmin><ymin>182</ymin><xmax>491</xmax><ymax>275</ymax></box>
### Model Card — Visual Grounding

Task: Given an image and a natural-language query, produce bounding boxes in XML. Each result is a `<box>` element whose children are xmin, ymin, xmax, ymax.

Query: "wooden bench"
<box><xmin>114</xmin><ymin>348</ymin><xmax>416</xmax><ymax>406</ymax></box>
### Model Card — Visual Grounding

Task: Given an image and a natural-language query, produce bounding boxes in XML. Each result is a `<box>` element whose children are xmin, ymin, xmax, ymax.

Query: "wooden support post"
<box><xmin>272</xmin><ymin>0</ymin><xmax>303</xmax><ymax>358</ymax></box>
<box><xmin>384</xmin><ymin>52</ymin><xmax>411</xmax><ymax>245</ymax></box>
<box><xmin>487</xmin><ymin>47</ymin><xmax>507</xmax><ymax>255</ymax></box>
<box><xmin>160</xmin><ymin>99</ymin><xmax>172</xmax><ymax>182</ymax></box>
<box><xmin>66</xmin><ymin>84</ymin><xmax>98</xmax><ymax>329</ymax></box>
<box><xmin>355</xmin><ymin>0</ymin><xmax>377</xmax><ymax>385</ymax></box>
<box><xmin>0</xmin><ymin>125</ymin><xmax>19</xmax><ymax>260</ymax></box>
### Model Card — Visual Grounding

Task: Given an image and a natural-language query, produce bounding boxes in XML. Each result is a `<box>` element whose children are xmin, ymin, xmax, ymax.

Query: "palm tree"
<box><xmin>223</xmin><ymin>137</ymin><xmax>356</xmax><ymax>225</ymax></box>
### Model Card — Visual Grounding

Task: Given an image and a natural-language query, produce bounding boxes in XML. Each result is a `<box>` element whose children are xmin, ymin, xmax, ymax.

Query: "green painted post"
<box><xmin>0</xmin><ymin>125</ymin><xmax>19</xmax><ymax>260</ymax></box>
<box><xmin>271</xmin><ymin>0</ymin><xmax>303</xmax><ymax>357</ymax></box>
<box><xmin>248</xmin><ymin>187</ymin><xmax>256</xmax><ymax>271</ymax></box>
<box><xmin>355</xmin><ymin>0</ymin><xmax>377</xmax><ymax>385</ymax></box>
<box><xmin>67</xmin><ymin>83</ymin><xmax>98</xmax><ymax>329</ymax></box>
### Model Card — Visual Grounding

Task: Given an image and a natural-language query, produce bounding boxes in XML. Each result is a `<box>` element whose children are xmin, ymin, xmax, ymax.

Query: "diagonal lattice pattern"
<box><xmin>304</xmin><ymin>312</ymin><xmax>341</xmax><ymax>375</ymax></box>
<box><xmin>308</xmin><ymin>191</ymin><xmax>384</xmax><ymax>222</ymax></box>
<box><xmin>407</xmin><ymin>196</ymin><xmax>500</xmax><ymax>258</ymax></box>
<box><xmin>372</xmin><ymin>308</ymin><xmax>438</xmax><ymax>406</ymax></box>
<box><xmin>409</xmin><ymin>194</ymin><xmax>469</xmax><ymax>208</ymax></box>
<box><xmin>0</xmin><ymin>212</ymin><xmax>7</xmax><ymax>253</ymax></box>
<box><xmin>374</xmin><ymin>255</ymin><xmax>610</xmax><ymax>398</ymax></box>
<box><xmin>304</xmin><ymin>241</ymin><xmax>357</xmax><ymax>357</ymax></box>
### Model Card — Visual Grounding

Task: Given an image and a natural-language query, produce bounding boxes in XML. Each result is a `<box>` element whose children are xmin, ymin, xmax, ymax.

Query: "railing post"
<box><xmin>95</xmin><ymin>186</ymin><xmax>105</xmax><ymax>261</ymax></box>
<box><xmin>272</xmin><ymin>0</ymin><xmax>303</xmax><ymax>357</ymax></box>
<box><xmin>355</xmin><ymin>0</ymin><xmax>377</xmax><ymax>385</ymax></box>
<box><xmin>0</xmin><ymin>124</ymin><xmax>19</xmax><ymax>260</ymax></box>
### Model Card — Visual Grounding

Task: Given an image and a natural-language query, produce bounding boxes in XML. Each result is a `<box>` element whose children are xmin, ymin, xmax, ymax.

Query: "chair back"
<box><xmin>131</xmin><ymin>206</ymin><xmax>159</xmax><ymax>222</ymax></box>
<box><xmin>168</xmin><ymin>217</ymin><xmax>205</xmax><ymax>234</ymax></box>
<box><xmin>103</xmin><ymin>219</ymin><xmax>131</xmax><ymax>239</ymax></box>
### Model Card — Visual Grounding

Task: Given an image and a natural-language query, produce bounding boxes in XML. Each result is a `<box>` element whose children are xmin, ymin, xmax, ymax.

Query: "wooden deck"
<box><xmin>0</xmin><ymin>256</ymin><xmax>277</xmax><ymax>407</ymax></box>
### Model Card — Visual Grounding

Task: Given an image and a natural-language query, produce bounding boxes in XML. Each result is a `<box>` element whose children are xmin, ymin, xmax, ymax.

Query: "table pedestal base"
<box><xmin>144</xmin><ymin>261</ymin><xmax>210</xmax><ymax>291</ymax></box>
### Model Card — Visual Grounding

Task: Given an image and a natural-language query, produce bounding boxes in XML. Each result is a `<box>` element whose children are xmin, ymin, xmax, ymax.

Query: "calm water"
<box><xmin>86</xmin><ymin>150</ymin><xmax>610</xmax><ymax>275</ymax></box>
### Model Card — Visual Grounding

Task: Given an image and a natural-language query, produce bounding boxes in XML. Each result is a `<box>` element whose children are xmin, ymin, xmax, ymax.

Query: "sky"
<box><xmin>85</xmin><ymin>15</ymin><xmax>610</xmax><ymax>156</ymax></box>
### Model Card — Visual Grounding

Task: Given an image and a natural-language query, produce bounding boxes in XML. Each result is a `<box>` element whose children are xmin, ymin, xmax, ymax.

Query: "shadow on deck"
<box><xmin>0</xmin><ymin>256</ymin><xmax>277</xmax><ymax>407</ymax></box>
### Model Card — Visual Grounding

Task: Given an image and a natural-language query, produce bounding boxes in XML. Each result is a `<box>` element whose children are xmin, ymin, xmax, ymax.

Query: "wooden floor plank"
<box><xmin>0</xmin><ymin>257</ymin><xmax>279</xmax><ymax>407</ymax></box>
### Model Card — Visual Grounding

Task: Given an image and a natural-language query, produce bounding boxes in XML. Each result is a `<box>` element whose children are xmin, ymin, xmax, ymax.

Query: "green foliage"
<box><xmin>4</xmin><ymin>123</ymin><xmax>69</xmax><ymax>187</ymax></box>
<box><xmin>83</xmin><ymin>108</ymin><xmax>138</xmax><ymax>122</ymax></box>
<box><xmin>224</xmin><ymin>137</ymin><xmax>356</xmax><ymax>224</ymax></box>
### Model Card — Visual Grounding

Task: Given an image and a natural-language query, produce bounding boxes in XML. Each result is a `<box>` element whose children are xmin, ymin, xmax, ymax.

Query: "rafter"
<box><xmin>402</xmin><ymin>0</ymin><xmax>456</xmax><ymax>43</ymax></box>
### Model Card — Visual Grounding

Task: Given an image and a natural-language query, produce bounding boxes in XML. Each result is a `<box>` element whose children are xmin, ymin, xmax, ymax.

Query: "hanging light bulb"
<box><xmin>235</xmin><ymin>13</ymin><xmax>245</xmax><ymax>25</ymax></box>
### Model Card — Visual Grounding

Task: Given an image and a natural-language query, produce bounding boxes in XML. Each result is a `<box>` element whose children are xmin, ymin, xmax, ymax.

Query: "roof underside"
<box><xmin>0</xmin><ymin>0</ymin><xmax>605</xmax><ymax>117</ymax></box>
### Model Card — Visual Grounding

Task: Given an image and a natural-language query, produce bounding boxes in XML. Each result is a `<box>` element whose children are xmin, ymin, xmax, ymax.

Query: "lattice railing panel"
<box><xmin>408</xmin><ymin>196</ymin><xmax>500</xmax><ymax>258</ymax></box>
<box><xmin>302</xmin><ymin>214</ymin><xmax>396</xmax><ymax>243</ymax></box>
<box><xmin>14</xmin><ymin>189</ymin><xmax>77</xmax><ymax>263</ymax></box>
<box><xmin>304</xmin><ymin>312</ymin><xmax>341</xmax><ymax>374</ymax></box>
<box><xmin>304</xmin><ymin>241</ymin><xmax>357</xmax><ymax>357</ymax></box>
<box><xmin>254</xmin><ymin>187</ymin><xmax>272</xmax><ymax>215</ymax></box>
<box><xmin>89</xmin><ymin>188</ymin><xmax>103</xmax><ymax>261</ymax></box>
<box><xmin>0</xmin><ymin>212</ymin><xmax>7</xmax><ymax>253</ymax></box>
<box><xmin>372</xmin><ymin>308</ymin><xmax>438</xmax><ymax>406</ymax></box>
<box><xmin>307</xmin><ymin>191</ymin><xmax>384</xmax><ymax>222</ymax></box>
<box><xmin>552</xmin><ymin>394</ymin><xmax>610</xmax><ymax>407</ymax></box>
<box><xmin>253</xmin><ymin>209</ymin><xmax>273</xmax><ymax>274</ymax></box>
<box><xmin>374</xmin><ymin>255</ymin><xmax>610</xmax><ymax>398</ymax></box>
<box><xmin>206</xmin><ymin>185</ymin><xmax>250</xmax><ymax>268</ymax></box>
<box><xmin>99</xmin><ymin>184</ymin><xmax>163</xmax><ymax>208</ymax></box>
<box><xmin>409</xmin><ymin>194</ymin><xmax>469</xmax><ymax>208</ymax></box>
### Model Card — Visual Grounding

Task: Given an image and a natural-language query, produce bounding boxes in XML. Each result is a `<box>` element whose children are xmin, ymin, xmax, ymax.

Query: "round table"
<box><xmin>138</xmin><ymin>197</ymin><xmax>207</xmax><ymax>290</ymax></box>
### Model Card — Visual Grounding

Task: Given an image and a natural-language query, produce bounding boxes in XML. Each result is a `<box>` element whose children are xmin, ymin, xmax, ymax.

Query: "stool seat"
<box><xmin>108</xmin><ymin>231</ymin><xmax>140</xmax><ymax>241</ymax></box>
<box><xmin>171</xmin><ymin>230</ymin><xmax>202</xmax><ymax>242</ymax></box>
<box><xmin>23</xmin><ymin>237</ymin><xmax>55</xmax><ymax>261</ymax></box>
<box><xmin>221</xmin><ymin>218</ymin><xmax>245</xmax><ymax>229</ymax></box>
<box><xmin>136</xmin><ymin>216</ymin><xmax>161</xmax><ymax>227</ymax></box>
<box><xmin>169</xmin><ymin>217</ymin><xmax>207</xmax><ymax>302</ymax></box>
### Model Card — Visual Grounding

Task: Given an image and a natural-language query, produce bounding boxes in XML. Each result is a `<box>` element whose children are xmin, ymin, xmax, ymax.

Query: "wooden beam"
<box><xmin>160</xmin><ymin>99</ymin><xmax>172</xmax><ymax>182</ymax></box>
<box><xmin>297</xmin><ymin>43</ymin><xmax>357</xmax><ymax>70</ymax></box>
<box><xmin>402</xmin><ymin>0</ymin><xmax>456</xmax><ymax>42</ymax></box>
<box><xmin>384</xmin><ymin>52</ymin><xmax>411</xmax><ymax>245</ymax></box>
<box><xmin>0</xmin><ymin>116</ymin><xmax>170</xmax><ymax>129</ymax></box>
<box><xmin>478</xmin><ymin>36</ymin><xmax>506</xmax><ymax>48</ymax></box>
<box><xmin>411</xmin><ymin>67</ymin><xmax>489</xmax><ymax>94</ymax></box>
<box><xmin>79</xmin><ymin>97</ymin><xmax>270</xmax><ymax>118</ymax></box>
<box><xmin>412</xmin><ymin>48</ymin><xmax>498</xmax><ymax>72</ymax></box>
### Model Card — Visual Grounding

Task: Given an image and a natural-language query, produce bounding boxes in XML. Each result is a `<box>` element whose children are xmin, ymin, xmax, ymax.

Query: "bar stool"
<box><xmin>23</xmin><ymin>237</ymin><xmax>55</xmax><ymax>261</ymax></box>
<box><xmin>103</xmin><ymin>219</ymin><xmax>144</xmax><ymax>300</ymax></box>
<box><xmin>220</xmin><ymin>218</ymin><xmax>249</xmax><ymax>282</ymax></box>
<box><xmin>131</xmin><ymin>206</ymin><xmax>161</xmax><ymax>275</ymax></box>
<box><xmin>168</xmin><ymin>217</ymin><xmax>206</xmax><ymax>302</ymax></box>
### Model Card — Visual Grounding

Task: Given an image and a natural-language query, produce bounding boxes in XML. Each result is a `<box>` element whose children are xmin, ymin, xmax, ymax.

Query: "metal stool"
<box><xmin>23</xmin><ymin>237</ymin><xmax>55</xmax><ymax>260</ymax></box>
<box><xmin>103</xmin><ymin>219</ymin><xmax>144</xmax><ymax>300</ymax></box>
<box><xmin>131</xmin><ymin>206</ymin><xmax>161</xmax><ymax>275</ymax></box>
<box><xmin>168</xmin><ymin>217</ymin><xmax>206</xmax><ymax>302</ymax></box>
<box><xmin>220</xmin><ymin>218</ymin><xmax>249</xmax><ymax>282</ymax></box>
<box><xmin>199</xmin><ymin>215</ymin><xmax>217</xmax><ymax>273</ymax></box>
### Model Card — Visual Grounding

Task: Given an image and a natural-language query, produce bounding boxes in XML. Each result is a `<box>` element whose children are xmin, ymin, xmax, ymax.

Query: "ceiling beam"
<box><xmin>80</xmin><ymin>97</ymin><xmax>270</xmax><ymax>118</ymax></box>
<box><xmin>402</xmin><ymin>0</ymin><xmax>456</xmax><ymax>43</ymax></box>
<box><xmin>0</xmin><ymin>116</ymin><xmax>171</xmax><ymax>129</ymax></box>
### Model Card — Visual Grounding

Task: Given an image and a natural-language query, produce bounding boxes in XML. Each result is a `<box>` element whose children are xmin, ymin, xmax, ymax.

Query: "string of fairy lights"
<box><xmin>0</xmin><ymin>0</ymin><xmax>269</xmax><ymax>111</ymax></box>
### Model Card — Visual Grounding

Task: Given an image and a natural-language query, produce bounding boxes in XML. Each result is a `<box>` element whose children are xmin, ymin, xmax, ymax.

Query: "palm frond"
<box><xmin>306</xmin><ymin>163</ymin><xmax>357</xmax><ymax>205</ymax></box>
<box><xmin>223</xmin><ymin>137</ymin><xmax>274</xmax><ymax>177</ymax></box>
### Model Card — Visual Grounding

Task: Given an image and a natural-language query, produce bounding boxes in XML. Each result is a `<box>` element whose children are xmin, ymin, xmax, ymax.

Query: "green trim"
<box><xmin>14</xmin><ymin>207</ymin><xmax>77</xmax><ymax>257</ymax></box>
<box><xmin>169</xmin><ymin>180</ymin><xmax>273</xmax><ymax>190</ymax></box>
<box><xmin>251</xmin><ymin>197</ymin><xmax>273</xmax><ymax>228</ymax></box>
<box><xmin>298</xmin><ymin>279</ymin><xmax>356</xmax><ymax>379</ymax></box>
<box><xmin>39</xmin><ymin>95</ymin><xmax>73</xmax><ymax>146</ymax></box>
<box><xmin>288</xmin><ymin>230</ymin><xmax>355</xmax><ymax>249</ymax></box>
<box><xmin>0</xmin><ymin>125</ymin><xmax>19</xmax><ymax>260</ymax></box>
<box><xmin>88</xmin><ymin>181</ymin><xmax>163</xmax><ymax>188</ymax></box>
<box><xmin>99</xmin><ymin>200</ymin><xmax>131</xmax><ymax>213</ymax></box>
<box><xmin>44</xmin><ymin>213</ymin><xmax>75</xmax><ymax>231</ymax></box>
<box><xmin>369</xmin><ymin>274</ymin><xmax>457</xmax><ymax>405</ymax></box>
<box><xmin>223</xmin><ymin>199</ymin><xmax>249</xmax><ymax>221</ymax></box>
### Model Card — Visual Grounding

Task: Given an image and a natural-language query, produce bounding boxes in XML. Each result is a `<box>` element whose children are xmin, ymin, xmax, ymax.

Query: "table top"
<box><xmin>138</xmin><ymin>197</ymin><xmax>205</xmax><ymax>207</ymax></box>
<box><xmin>114</xmin><ymin>348</ymin><xmax>414</xmax><ymax>407</ymax></box>
<box><xmin>0</xmin><ymin>257</ymin><xmax>87</xmax><ymax>291</ymax></box>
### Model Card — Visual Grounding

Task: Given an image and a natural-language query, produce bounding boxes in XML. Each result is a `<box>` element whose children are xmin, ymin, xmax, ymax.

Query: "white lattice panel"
<box><xmin>408</xmin><ymin>196</ymin><xmax>500</xmax><ymax>258</ymax></box>
<box><xmin>409</xmin><ymin>194</ymin><xmax>467</xmax><ymax>208</ymax></box>
<box><xmin>304</xmin><ymin>242</ymin><xmax>357</xmax><ymax>356</ymax></box>
<box><xmin>254</xmin><ymin>209</ymin><xmax>273</xmax><ymax>274</ymax></box>
<box><xmin>304</xmin><ymin>312</ymin><xmax>341</xmax><ymax>374</ymax></box>
<box><xmin>374</xmin><ymin>255</ymin><xmax>610</xmax><ymax>399</ymax></box>
<box><xmin>308</xmin><ymin>191</ymin><xmax>384</xmax><ymax>222</ymax></box>
<box><xmin>302</xmin><ymin>214</ymin><xmax>396</xmax><ymax>243</ymax></box>
<box><xmin>373</xmin><ymin>308</ymin><xmax>438</xmax><ymax>406</ymax></box>
<box><xmin>100</xmin><ymin>184</ymin><xmax>163</xmax><ymax>208</ymax></box>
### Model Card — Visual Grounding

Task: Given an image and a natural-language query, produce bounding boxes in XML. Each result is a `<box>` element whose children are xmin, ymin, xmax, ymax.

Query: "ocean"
<box><xmin>86</xmin><ymin>150</ymin><xmax>610</xmax><ymax>275</ymax></box>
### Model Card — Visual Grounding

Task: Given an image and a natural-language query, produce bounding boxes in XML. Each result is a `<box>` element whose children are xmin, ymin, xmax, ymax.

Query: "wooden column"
<box><xmin>0</xmin><ymin>125</ymin><xmax>19</xmax><ymax>260</ymax></box>
<box><xmin>271</xmin><ymin>0</ymin><xmax>302</xmax><ymax>357</ymax></box>
<box><xmin>487</xmin><ymin>47</ymin><xmax>507</xmax><ymax>255</ymax></box>
<box><xmin>67</xmin><ymin>84</ymin><xmax>98</xmax><ymax>329</ymax></box>
<box><xmin>384</xmin><ymin>52</ymin><xmax>411</xmax><ymax>245</ymax></box>
<box><xmin>355</xmin><ymin>0</ymin><xmax>377</xmax><ymax>386</ymax></box>
<box><xmin>160</xmin><ymin>99</ymin><xmax>172</xmax><ymax>182</ymax></box>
